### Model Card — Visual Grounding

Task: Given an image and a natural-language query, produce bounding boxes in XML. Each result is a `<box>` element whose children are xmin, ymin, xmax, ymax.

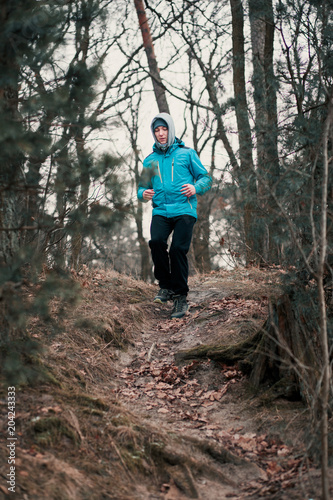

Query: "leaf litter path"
<box><xmin>112</xmin><ymin>279</ymin><xmax>309</xmax><ymax>500</ymax></box>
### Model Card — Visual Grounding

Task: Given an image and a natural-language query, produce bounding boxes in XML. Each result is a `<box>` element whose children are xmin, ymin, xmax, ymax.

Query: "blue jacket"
<box><xmin>137</xmin><ymin>137</ymin><xmax>212</xmax><ymax>219</ymax></box>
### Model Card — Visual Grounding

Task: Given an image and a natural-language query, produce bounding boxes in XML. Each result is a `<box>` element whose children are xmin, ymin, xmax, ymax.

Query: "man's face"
<box><xmin>154</xmin><ymin>126</ymin><xmax>168</xmax><ymax>144</ymax></box>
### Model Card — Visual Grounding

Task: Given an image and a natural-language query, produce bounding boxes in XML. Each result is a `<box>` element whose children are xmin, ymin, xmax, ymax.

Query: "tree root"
<box><xmin>149</xmin><ymin>432</ymin><xmax>260</xmax><ymax>497</ymax></box>
<box><xmin>174</xmin><ymin>329</ymin><xmax>261</xmax><ymax>365</ymax></box>
<box><xmin>176</xmin><ymin>293</ymin><xmax>323</xmax><ymax>403</ymax></box>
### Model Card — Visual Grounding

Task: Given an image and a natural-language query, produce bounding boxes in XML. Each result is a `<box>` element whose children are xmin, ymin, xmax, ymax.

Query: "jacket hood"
<box><xmin>151</xmin><ymin>112</ymin><xmax>176</xmax><ymax>151</ymax></box>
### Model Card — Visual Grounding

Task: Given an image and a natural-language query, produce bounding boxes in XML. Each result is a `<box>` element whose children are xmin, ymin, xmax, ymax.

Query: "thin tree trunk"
<box><xmin>192</xmin><ymin>196</ymin><xmax>211</xmax><ymax>273</ymax></box>
<box><xmin>187</xmin><ymin>63</ymin><xmax>212</xmax><ymax>273</ymax></box>
<box><xmin>136</xmin><ymin>206</ymin><xmax>152</xmax><ymax>281</ymax></box>
<box><xmin>71</xmin><ymin>131</ymin><xmax>90</xmax><ymax>270</ymax></box>
<box><xmin>70</xmin><ymin>8</ymin><xmax>91</xmax><ymax>270</ymax></box>
<box><xmin>25</xmin><ymin>66</ymin><xmax>57</xmax><ymax>236</ymax></box>
<box><xmin>317</xmin><ymin>90</ymin><xmax>332</xmax><ymax>500</ymax></box>
<box><xmin>134</xmin><ymin>151</ymin><xmax>153</xmax><ymax>281</ymax></box>
<box><xmin>194</xmin><ymin>60</ymin><xmax>239</xmax><ymax>173</ymax></box>
<box><xmin>54</xmin><ymin>131</ymin><xmax>72</xmax><ymax>268</ymax></box>
<box><xmin>133</xmin><ymin>0</ymin><xmax>170</xmax><ymax>113</ymax></box>
<box><xmin>118</xmin><ymin>94</ymin><xmax>154</xmax><ymax>281</ymax></box>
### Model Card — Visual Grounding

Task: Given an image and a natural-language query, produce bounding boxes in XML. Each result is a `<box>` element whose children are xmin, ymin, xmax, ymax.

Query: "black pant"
<box><xmin>149</xmin><ymin>215</ymin><xmax>196</xmax><ymax>296</ymax></box>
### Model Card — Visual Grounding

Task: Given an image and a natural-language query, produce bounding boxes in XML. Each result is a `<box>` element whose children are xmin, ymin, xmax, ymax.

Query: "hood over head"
<box><xmin>151</xmin><ymin>113</ymin><xmax>175</xmax><ymax>151</ymax></box>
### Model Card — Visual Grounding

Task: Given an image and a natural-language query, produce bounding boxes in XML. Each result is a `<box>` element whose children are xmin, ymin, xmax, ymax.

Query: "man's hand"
<box><xmin>181</xmin><ymin>184</ymin><xmax>196</xmax><ymax>198</ymax></box>
<box><xmin>143</xmin><ymin>189</ymin><xmax>155</xmax><ymax>200</ymax></box>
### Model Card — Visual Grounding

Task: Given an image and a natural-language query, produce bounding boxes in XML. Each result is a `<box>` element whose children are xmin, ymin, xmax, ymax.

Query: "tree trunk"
<box><xmin>70</xmin><ymin>8</ymin><xmax>91</xmax><ymax>270</ymax></box>
<box><xmin>249</xmin><ymin>0</ymin><xmax>280</xmax><ymax>265</ymax></box>
<box><xmin>192</xmin><ymin>196</ymin><xmax>211</xmax><ymax>273</ymax></box>
<box><xmin>133</xmin><ymin>0</ymin><xmax>170</xmax><ymax>113</ymax></box>
<box><xmin>229</xmin><ymin>0</ymin><xmax>258</xmax><ymax>265</ymax></box>
<box><xmin>136</xmin><ymin>203</ymin><xmax>153</xmax><ymax>281</ymax></box>
<box><xmin>71</xmin><ymin>131</ymin><xmax>90</xmax><ymax>270</ymax></box>
<box><xmin>25</xmin><ymin>101</ymin><xmax>56</xmax><ymax>240</ymax></box>
<box><xmin>0</xmin><ymin>0</ymin><xmax>26</xmax><ymax>264</ymax></box>
<box><xmin>54</xmin><ymin>132</ymin><xmax>72</xmax><ymax>269</ymax></box>
<box><xmin>187</xmin><ymin>71</ymin><xmax>212</xmax><ymax>273</ymax></box>
<box><xmin>317</xmin><ymin>90</ymin><xmax>332</xmax><ymax>500</ymax></box>
<box><xmin>119</xmin><ymin>94</ymin><xmax>155</xmax><ymax>282</ymax></box>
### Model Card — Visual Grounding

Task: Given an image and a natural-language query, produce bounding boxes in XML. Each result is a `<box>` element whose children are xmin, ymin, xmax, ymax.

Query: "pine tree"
<box><xmin>0</xmin><ymin>0</ymin><xmax>125</xmax><ymax>383</ymax></box>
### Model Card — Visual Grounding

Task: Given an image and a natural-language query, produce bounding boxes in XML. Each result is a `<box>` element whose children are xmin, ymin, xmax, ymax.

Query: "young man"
<box><xmin>137</xmin><ymin>112</ymin><xmax>212</xmax><ymax>319</ymax></box>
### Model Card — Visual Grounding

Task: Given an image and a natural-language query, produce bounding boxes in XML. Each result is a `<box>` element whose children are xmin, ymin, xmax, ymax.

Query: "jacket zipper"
<box><xmin>171</xmin><ymin>158</ymin><xmax>174</xmax><ymax>182</ymax></box>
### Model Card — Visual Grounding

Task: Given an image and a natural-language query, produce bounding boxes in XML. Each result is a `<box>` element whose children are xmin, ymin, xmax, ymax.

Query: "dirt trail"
<box><xmin>112</xmin><ymin>276</ymin><xmax>310</xmax><ymax>499</ymax></box>
<box><xmin>0</xmin><ymin>269</ymin><xmax>324</xmax><ymax>500</ymax></box>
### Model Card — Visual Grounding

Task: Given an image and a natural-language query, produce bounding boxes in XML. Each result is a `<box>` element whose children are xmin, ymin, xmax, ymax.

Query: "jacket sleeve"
<box><xmin>189</xmin><ymin>150</ymin><xmax>212</xmax><ymax>195</ymax></box>
<box><xmin>137</xmin><ymin>161</ymin><xmax>153</xmax><ymax>202</ymax></box>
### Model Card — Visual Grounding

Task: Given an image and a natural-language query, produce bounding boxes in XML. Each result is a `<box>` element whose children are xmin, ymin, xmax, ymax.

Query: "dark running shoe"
<box><xmin>153</xmin><ymin>288</ymin><xmax>174</xmax><ymax>304</ymax></box>
<box><xmin>171</xmin><ymin>295</ymin><xmax>189</xmax><ymax>319</ymax></box>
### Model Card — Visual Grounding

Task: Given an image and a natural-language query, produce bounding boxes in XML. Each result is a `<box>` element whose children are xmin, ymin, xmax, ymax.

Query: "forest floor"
<box><xmin>0</xmin><ymin>267</ymin><xmax>332</xmax><ymax>499</ymax></box>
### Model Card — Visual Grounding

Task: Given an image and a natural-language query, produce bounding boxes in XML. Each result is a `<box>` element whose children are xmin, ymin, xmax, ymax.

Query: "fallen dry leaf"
<box><xmin>158</xmin><ymin>407</ymin><xmax>169</xmax><ymax>414</ymax></box>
